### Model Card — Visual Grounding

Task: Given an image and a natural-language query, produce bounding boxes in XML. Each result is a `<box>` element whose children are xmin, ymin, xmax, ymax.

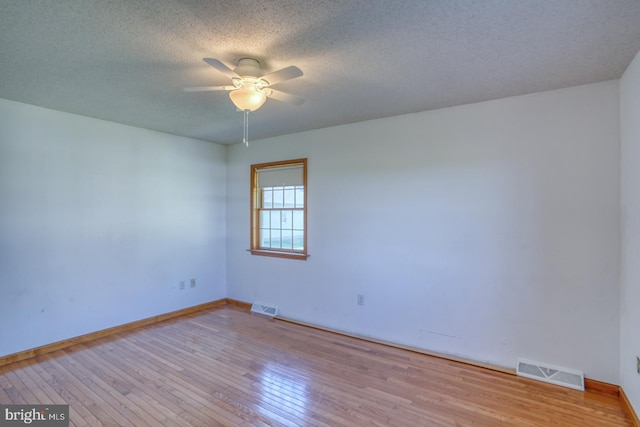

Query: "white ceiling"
<box><xmin>1</xmin><ymin>1</ymin><xmax>640</xmax><ymax>145</ymax></box>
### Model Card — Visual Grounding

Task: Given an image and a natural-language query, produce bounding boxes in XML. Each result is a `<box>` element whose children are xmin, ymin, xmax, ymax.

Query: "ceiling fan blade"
<box><xmin>203</xmin><ymin>58</ymin><xmax>239</xmax><ymax>79</ymax></box>
<box><xmin>266</xmin><ymin>89</ymin><xmax>305</xmax><ymax>105</ymax></box>
<box><xmin>260</xmin><ymin>66</ymin><xmax>303</xmax><ymax>86</ymax></box>
<box><xmin>183</xmin><ymin>86</ymin><xmax>235</xmax><ymax>92</ymax></box>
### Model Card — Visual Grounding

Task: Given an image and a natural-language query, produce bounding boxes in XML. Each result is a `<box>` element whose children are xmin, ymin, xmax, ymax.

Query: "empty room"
<box><xmin>2</xmin><ymin>1</ymin><xmax>640</xmax><ymax>426</ymax></box>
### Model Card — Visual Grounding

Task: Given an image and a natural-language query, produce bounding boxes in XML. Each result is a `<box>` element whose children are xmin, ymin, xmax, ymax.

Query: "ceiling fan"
<box><xmin>184</xmin><ymin>57</ymin><xmax>305</xmax><ymax>112</ymax></box>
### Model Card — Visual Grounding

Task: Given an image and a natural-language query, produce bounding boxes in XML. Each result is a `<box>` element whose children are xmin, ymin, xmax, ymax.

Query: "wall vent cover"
<box><xmin>516</xmin><ymin>358</ymin><xmax>584</xmax><ymax>391</ymax></box>
<box><xmin>250</xmin><ymin>302</ymin><xmax>278</xmax><ymax>317</ymax></box>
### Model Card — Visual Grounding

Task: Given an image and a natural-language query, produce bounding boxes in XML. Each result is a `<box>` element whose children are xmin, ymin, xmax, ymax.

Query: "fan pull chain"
<box><xmin>243</xmin><ymin>109</ymin><xmax>249</xmax><ymax>147</ymax></box>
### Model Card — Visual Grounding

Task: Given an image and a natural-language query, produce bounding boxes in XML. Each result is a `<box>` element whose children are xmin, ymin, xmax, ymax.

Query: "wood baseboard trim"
<box><xmin>621</xmin><ymin>387</ymin><xmax>640</xmax><ymax>427</ymax></box>
<box><xmin>584</xmin><ymin>378</ymin><xmax>620</xmax><ymax>396</ymax></box>
<box><xmin>225</xmin><ymin>298</ymin><xmax>252</xmax><ymax>309</ymax></box>
<box><xmin>0</xmin><ymin>299</ymin><xmax>228</xmax><ymax>368</ymax></box>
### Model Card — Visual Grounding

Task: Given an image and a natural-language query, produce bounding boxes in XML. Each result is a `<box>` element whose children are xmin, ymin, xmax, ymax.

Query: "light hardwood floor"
<box><xmin>0</xmin><ymin>306</ymin><xmax>634</xmax><ymax>426</ymax></box>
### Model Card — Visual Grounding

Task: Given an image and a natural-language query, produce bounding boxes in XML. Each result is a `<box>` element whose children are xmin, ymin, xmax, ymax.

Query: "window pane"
<box><xmin>295</xmin><ymin>187</ymin><xmax>304</xmax><ymax>208</ymax></box>
<box><xmin>293</xmin><ymin>230</ymin><xmax>304</xmax><ymax>250</ymax></box>
<box><xmin>284</xmin><ymin>187</ymin><xmax>295</xmax><ymax>208</ymax></box>
<box><xmin>262</xmin><ymin>189</ymin><xmax>272</xmax><ymax>208</ymax></box>
<box><xmin>260</xmin><ymin>229</ymin><xmax>270</xmax><ymax>247</ymax></box>
<box><xmin>281</xmin><ymin>229</ymin><xmax>293</xmax><ymax>250</ymax></box>
<box><xmin>273</xmin><ymin>188</ymin><xmax>284</xmax><ymax>208</ymax></box>
<box><xmin>292</xmin><ymin>210</ymin><xmax>304</xmax><ymax>230</ymax></box>
<box><xmin>270</xmin><ymin>229</ymin><xmax>281</xmax><ymax>249</ymax></box>
<box><xmin>260</xmin><ymin>210</ymin><xmax>270</xmax><ymax>227</ymax></box>
<box><xmin>270</xmin><ymin>210</ymin><xmax>281</xmax><ymax>228</ymax></box>
<box><xmin>281</xmin><ymin>210</ymin><xmax>293</xmax><ymax>229</ymax></box>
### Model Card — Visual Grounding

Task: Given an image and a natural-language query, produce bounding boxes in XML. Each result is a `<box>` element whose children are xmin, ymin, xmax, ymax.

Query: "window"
<box><xmin>251</xmin><ymin>158</ymin><xmax>307</xmax><ymax>260</ymax></box>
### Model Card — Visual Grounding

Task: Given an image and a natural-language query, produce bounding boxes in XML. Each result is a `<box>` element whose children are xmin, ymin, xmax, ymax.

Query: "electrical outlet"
<box><xmin>179</xmin><ymin>281</ymin><xmax>185</xmax><ymax>290</ymax></box>
<box><xmin>190</xmin><ymin>278</ymin><xmax>196</xmax><ymax>288</ymax></box>
<box><xmin>357</xmin><ymin>294</ymin><xmax>365</xmax><ymax>306</ymax></box>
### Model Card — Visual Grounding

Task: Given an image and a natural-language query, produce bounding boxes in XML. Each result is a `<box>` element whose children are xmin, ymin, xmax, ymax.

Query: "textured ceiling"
<box><xmin>1</xmin><ymin>1</ymin><xmax>640</xmax><ymax>145</ymax></box>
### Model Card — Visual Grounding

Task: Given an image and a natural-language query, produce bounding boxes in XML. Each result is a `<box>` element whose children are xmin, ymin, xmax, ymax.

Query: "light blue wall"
<box><xmin>0</xmin><ymin>78</ymin><xmax>627</xmax><ymax>389</ymax></box>
<box><xmin>0</xmin><ymin>99</ymin><xmax>227</xmax><ymax>356</ymax></box>
<box><xmin>227</xmin><ymin>81</ymin><xmax>621</xmax><ymax>383</ymax></box>
<box><xmin>620</xmin><ymin>48</ymin><xmax>640</xmax><ymax>414</ymax></box>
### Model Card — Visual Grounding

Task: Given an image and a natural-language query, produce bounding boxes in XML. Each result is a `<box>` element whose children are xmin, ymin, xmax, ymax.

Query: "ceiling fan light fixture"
<box><xmin>229</xmin><ymin>86</ymin><xmax>266</xmax><ymax>111</ymax></box>
<box><xmin>185</xmin><ymin>57</ymin><xmax>304</xmax><ymax>145</ymax></box>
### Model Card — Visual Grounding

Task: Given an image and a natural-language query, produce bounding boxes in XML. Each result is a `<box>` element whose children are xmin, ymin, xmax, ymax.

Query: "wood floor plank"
<box><xmin>146</xmin><ymin>327</ymin><xmax>317</xmax><ymax>425</ymax></box>
<box><xmin>3</xmin><ymin>369</ymin><xmax>39</xmax><ymax>403</ymax></box>
<box><xmin>76</xmin><ymin>344</ymin><xmax>192</xmax><ymax>427</ymax></box>
<box><xmin>29</xmin><ymin>357</ymin><xmax>104</xmax><ymax>427</ymax></box>
<box><xmin>0</xmin><ymin>306</ymin><xmax>634</xmax><ymax>426</ymax></box>
<box><xmin>45</xmin><ymin>356</ymin><xmax>130</xmax><ymax>426</ymax></box>
<box><xmin>93</xmin><ymin>339</ymin><xmax>235</xmax><ymax>426</ymax></box>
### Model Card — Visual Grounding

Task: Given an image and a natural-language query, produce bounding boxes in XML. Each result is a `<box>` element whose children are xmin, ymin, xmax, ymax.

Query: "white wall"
<box><xmin>620</xmin><ymin>49</ymin><xmax>640</xmax><ymax>413</ymax></box>
<box><xmin>0</xmin><ymin>99</ymin><xmax>227</xmax><ymax>357</ymax></box>
<box><xmin>227</xmin><ymin>81</ymin><xmax>621</xmax><ymax>383</ymax></box>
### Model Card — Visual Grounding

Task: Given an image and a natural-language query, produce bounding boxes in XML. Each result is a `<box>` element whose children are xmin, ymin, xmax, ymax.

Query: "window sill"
<box><xmin>249</xmin><ymin>249</ymin><xmax>309</xmax><ymax>260</ymax></box>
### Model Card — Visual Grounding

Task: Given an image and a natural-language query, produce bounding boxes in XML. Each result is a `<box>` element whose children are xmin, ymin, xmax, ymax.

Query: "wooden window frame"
<box><xmin>250</xmin><ymin>158</ymin><xmax>307</xmax><ymax>260</ymax></box>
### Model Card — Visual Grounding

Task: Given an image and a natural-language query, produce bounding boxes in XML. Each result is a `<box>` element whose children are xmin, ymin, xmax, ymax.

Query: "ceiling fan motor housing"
<box><xmin>234</xmin><ymin>58</ymin><xmax>262</xmax><ymax>78</ymax></box>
